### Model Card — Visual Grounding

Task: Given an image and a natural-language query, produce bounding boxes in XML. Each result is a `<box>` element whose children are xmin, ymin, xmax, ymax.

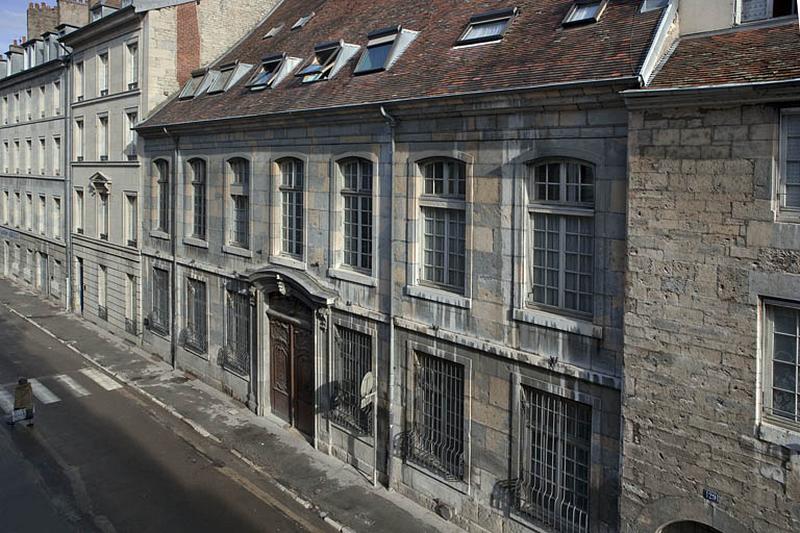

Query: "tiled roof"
<box><xmin>649</xmin><ymin>21</ymin><xmax>800</xmax><ymax>89</ymax></box>
<box><xmin>143</xmin><ymin>0</ymin><xmax>664</xmax><ymax>128</ymax></box>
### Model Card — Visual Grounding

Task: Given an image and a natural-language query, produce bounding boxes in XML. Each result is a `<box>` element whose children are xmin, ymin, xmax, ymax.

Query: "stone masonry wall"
<box><xmin>196</xmin><ymin>0</ymin><xmax>280</xmax><ymax>67</ymax></box>
<box><xmin>622</xmin><ymin>103</ymin><xmax>800</xmax><ymax>532</ymax></box>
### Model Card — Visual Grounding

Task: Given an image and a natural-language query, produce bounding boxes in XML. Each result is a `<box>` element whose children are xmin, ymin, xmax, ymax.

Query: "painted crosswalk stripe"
<box><xmin>29</xmin><ymin>379</ymin><xmax>60</xmax><ymax>404</ymax></box>
<box><xmin>0</xmin><ymin>389</ymin><xmax>13</xmax><ymax>413</ymax></box>
<box><xmin>54</xmin><ymin>375</ymin><xmax>90</xmax><ymax>398</ymax></box>
<box><xmin>79</xmin><ymin>368</ymin><xmax>121</xmax><ymax>391</ymax></box>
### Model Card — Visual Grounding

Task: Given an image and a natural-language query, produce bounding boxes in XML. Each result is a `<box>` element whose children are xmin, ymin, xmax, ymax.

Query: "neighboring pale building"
<box><xmin>59</xmin><ymin>0</ymin><xmax>281</xmax><ymax>339</ymax></box>
<box><xmin>136</xmin><ymin>1</ymin><xmax>671</xmax><ymax>531</ymax></box>
<box><xmin>622</xmin><ymin>2</ymin><xmax>800</xmax><ymax>532</ymax></box>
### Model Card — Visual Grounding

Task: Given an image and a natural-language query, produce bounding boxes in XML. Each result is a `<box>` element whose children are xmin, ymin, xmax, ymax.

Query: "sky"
<box><xmin>0</xmin><ymin>0</ymin><xmax>38</xmax><ymax>51</ymax></box>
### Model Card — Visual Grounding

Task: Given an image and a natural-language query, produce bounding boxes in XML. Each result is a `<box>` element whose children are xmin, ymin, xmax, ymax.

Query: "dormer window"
<box><xmin>354</xmin><ymin>26</ymin><xmax>419</xmax><ymax>75</ymax></box>
<box><xmin>456</xmin><ymin>8</ymin><xmax>517</xmax><ymax>46</ymax></box>
<box><xmin>263</xmin><ymin>24</ymin><xmax>283</xmax><ymax>39</ymax></box>
<box><xmin>298</xmin><ymin>41</ymin><xmax>360</xmax><ymax>83</ymax></box>
<box><xmin>179</xmin><ymin>71</ymin><xmax>205</xmax><ymax>99</ymax></box>
<box><xmin>208</xmin><ymin>62</ymin><xmax>252</xmax><ymax>94</ymax></box>
<box><xmin>562</xmin><ymin>0</ymin><xmax>606</xmax><ymax>26</ymax></box>
<box><xmin>741</xmin><ymin>0</ymin><xmax>797</xmax><ymax>22</ymax></box>
<box><xmin>292</xmin><ymin>12</ymin><xmax>314</xmax><ymax>30</ymax></box>
<box><xmin>248</xmin><ymin>53</ymin><xmax>301</xmax><ymax>89</ymax></box>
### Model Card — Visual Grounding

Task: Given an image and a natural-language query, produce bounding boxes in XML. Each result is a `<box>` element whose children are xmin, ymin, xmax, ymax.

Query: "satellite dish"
<box><xmin>360</xmin><ymin>371</ymin><xmax>375</xmax><ymax>409</ymax></box>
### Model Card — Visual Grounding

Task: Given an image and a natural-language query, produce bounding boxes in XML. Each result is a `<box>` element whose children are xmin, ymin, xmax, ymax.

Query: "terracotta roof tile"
<box><xmin>143</xmin><ymin>0</ymin><xmax>664</xmax><ymax>128</ymax></box>
<box><xmin>649</xmin><ymin>21</ymin><xmax>800</xmax><ymax>89</ymax></box>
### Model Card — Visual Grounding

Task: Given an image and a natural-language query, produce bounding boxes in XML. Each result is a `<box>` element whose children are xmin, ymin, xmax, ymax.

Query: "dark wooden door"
<box><xmin>293</xmin><ymin>326</ymin><xmax>315</xmax><ymax>437</ymax></box>
<box><xmin>270</xmin><ymin>320</ymin><xmax>292</xmax><ymax>423</ymax></box>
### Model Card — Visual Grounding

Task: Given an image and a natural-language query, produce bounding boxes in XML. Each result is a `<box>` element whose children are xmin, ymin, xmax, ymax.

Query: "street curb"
<box><xmin>2</xmin><ymin>302</ymin><xmax>357</xmax><ymax>532</ymax></box>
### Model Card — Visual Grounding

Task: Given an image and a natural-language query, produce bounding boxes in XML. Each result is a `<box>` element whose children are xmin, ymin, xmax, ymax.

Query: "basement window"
<box><xmin>354</xmin><ymin>26</ymin><xmax>419</xmax><ymax>75</ymax></box>
<box><xmin>179</xmin><ymin>71</ymin><xmax>205</xmax><ymax>99</ymax></box>
<box><xmin>298</xmin><ymin>41</ymin><xmax>360</xmax><ymax>83</ymax></box>
<box><xmin>562</xmin><ymin>0</ymin><xmax>606</xmax><ymax>26</ymax></box>
<box><xmin>292</xmin><ymin>12</ymin><xmax>315</xmax><ymax>30</ymax></box>
<box><xmin>456</xmin><ymin>7</ymin><xmax>517</xmax><ymax>46</ymax></box>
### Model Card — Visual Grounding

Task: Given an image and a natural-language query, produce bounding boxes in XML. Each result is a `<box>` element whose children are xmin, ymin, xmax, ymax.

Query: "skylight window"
<box><xmin>354</xmin><ymin>26</ymin><xmax>420</xmax><ymax>75</ymax></box>
<box><xmin>179</xmin><ymin>71</ymin><xmax>205</xmax><ymax>99</ymax></box>
<box><xmin>207</xmin><ymin>62</ymin><xmax>253</xmax><ymax>94</ymax></box>
<box><xmin>248</xmin><ymin>53</ymin><xmax>302</xmax><ymax>90</ymax></box>
<box><xmin>291</xmin><ymin>12</ymin><xmax>314</xmax><ymax>30</ymax></box>
<box><xmin>298</xmin><ymin>41</ymin><xmax>360</xmax><ymax>83</ymax></box>
<box><xmin>563</xmin><ymin>0</ymin><xmax>606</xmax><ymax>26</ymax></box>
<box><xmin>456</xmin><ymin>7</ymin><xmax>517</xmax><ymax>45</ymax></box>
<box><xmin>263</xmin><ymin>24</ymin><xmax>283</xmax><ymax>39</ymax></box>
<box><xmin>194</xmin><ymin>70</ymin><xmax>219</xmax><ymax>96</ymax></box>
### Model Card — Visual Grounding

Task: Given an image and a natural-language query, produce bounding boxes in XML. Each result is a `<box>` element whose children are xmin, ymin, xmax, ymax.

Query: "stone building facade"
<box><xmin>621</xmin><ymin>2</ymin><xmax>800</xmax><ymax>533</ymax></box>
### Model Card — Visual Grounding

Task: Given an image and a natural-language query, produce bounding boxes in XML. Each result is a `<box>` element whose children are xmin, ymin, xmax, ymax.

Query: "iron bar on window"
<box><xmin>185</xmin><ymin>278</ymin><xmax>208</xmax><ymax>353</ymax></box>
<box><xmin>224</xmin><ymin>286</ymin><xmax>251</xmax><ymax>375</ymax></box>
<box><xmin>330</xmin><ymin>326</ymin><xmax>373</xmax><ymax>435</ymax></box>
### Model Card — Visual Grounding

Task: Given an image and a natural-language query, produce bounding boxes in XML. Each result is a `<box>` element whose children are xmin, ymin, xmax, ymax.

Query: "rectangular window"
<box><xmin>248</xmin><ymin>55</ymin><xmax>284</xmax><ymax>89</ymax></box>
<box><xmin>227</xmin><ymin>159</ymin><xmax>250</xmax><ymax>248</ymax></box>
<box><xmin>185</xmin><ymin>278</ymin><xmax>208</xmax><ymax>353</ymax></box>
<box><xmin>39</xmin><ymin>86</ymin><xmax>45</xmax><ymax>118</ymax></box>
<box><xmin>75</xmin><ymin>62</ymin><xmax>84</xmax><ymax>101</ymax></box>
<box><xmin>98</xmin><ymin>265</ymin><xmax>107</xmax><ymax>320</ymax></box>
<box><xmin>280</xmin><ymin>159</ymin><xmax>304</xmax><ymax>258</ymax></box>
<box><xmin>563</xmin><ymin>0</ymin><xmax>605</xmax><ymax>26</ymax></box>
<box><xmin>125</xmin><ymin>111</ymin><xmax>137</xmax><ymax>160</ymax></box>
<box><xmin>127</xmin><ymin>43</ymin><xmax>139</xmax><ymax>90</ymax></box>
<box><xmin>1</xmin><ymin>96</ymin><xmax>7</xmax><ymax>124</ymax></box>
<box><xmin>422</xmin><ymin>207</ymin><xmax>465</xmax><ymax>291</ymax></box>
<box><xmin>764</xmin><ymin>302</ymin><xmax>800</xmax><ymax>426</ymax></box>
<box><xmin>125</xmin><ymin>274</ymin><xmax>138</xmax><ymax>335</ymax></box>
<box><xmin>155</xmin><ymin>160</ymin><xmax>170</xmax><ymax>232</ymax></box>
<box><xmin>1</xmin><ymin>191</ymin><xmax>7</xmax><ymax>224</ymax></box>
<box><xmin>355</xmin><ymin>28</ymin><xmax>398</xmax><ymax>74</ymax></box>
<box><xmin>25</xmin><ymin>89</ymin><xmax>31</xmax><ymax>120</ymax></box>
<box><xmin>410</xmin><ymin>352</ymin><xmax>465</xmax><ymax>481</ymax></box>
<box><xmin>74</xmin><ymin>188</ymin><xmax>84</xmax><ymax>233</ymax></box>
<box><xmin>298</xmin><ymin>43</ymin><xmax>342</xmax><ymax>83</ymax></box>
<box><xmin>741</xmin><ymin>0</ymin><xmax>797</xmax><ymax>22</ymax></box>
<box><xmin>98</xmin><ymin>52</ymin><xmax>109</xmax><ymax>96</ymax></box>
<box><xmin>781</xmin><ymin>111</ymin><xmax>800</xmax><ymax>212</ymax></box>
<box><xmin>528</xmin><ymin>161</ymin><xmax>594</xmax><ymax>314</ymax></box>
<box><xmin>190</xmin><ymin>160</ymin><xmax>206</xmax><ymax>239</ymax></box>
<box><xmin>98</xmin><ymin>193</ymin><xmax>109</xmax><ymax>240</ymax></box>
<box><xmin>37</xmin><ymin>194</ymin><xmax>46</xmax><ymax>235</ymax></box>
<box><xmin>125</xmin><ymin>193</ymin><xmax>137</xmax><ymax>246</ymax></box>
<box><xmin>330</xmin><ymin>326</ymin><xmax>373</xmax><ymax>435</ymax></box>
<box><xmin>224</xmin><ymin>287</ymin><xmax>251</xmax><ymax>375</ymax></box>
<box><xmin>52</xmin><ymin>197</ymin><xmax>61</xmax><ymax>239</ymax></box>
<box><xmin>14</xmin><ymin>192</ymin><xmax>20</xmax><ymax>227</ymax></box>
<box><xmin>25</xmin><ymin>193</ymin><xmax>32</xmax><ymax>230</ymax></box>
<box><xmin>179</xmin><ymin>72</ymin><xmax>205</xmax><ymax>99</ymax></box>
<box><xmin>151</xmin><ymin>267</ymin><xmax>169</xmax><ymax>335</ymax></box>
<box><xmin>516</xmin><ymin>387</ymin><xmax>591</xmax><ymax>533</ymax></box>
<box><xmin>341</xmin><ymin>159</ymin><xmax>373</xmax><ymax>271</ymax></box>
<box><xmin>13</xmin><ymin>140</ymin><xmax>19</xmax><ymax>173</ymax></box>
<box><xmin>75</xmin><ymin>118</ymin><xmax>84</xmax><ymax>161</ymax></box>
<box><xmin>38</xmin><ymin>138</ymin><xmax>45</xmax><ymax>174</ymax></box>
<box><xmin>457</xmin><ymin>8</ymin><xmax>516</xmax><ymax>45</ymax></box>
<box><xmin>25</xmin><ymin>139</ymin><xmax>31</xmax><ymax>174</ymax></box>
<box><xmin>53</xmin><ymin>80</ymin><xmax>60</xmax><ymax>114</ymax></box>
<box><xmin>98</xmin><ymin>115</ymin><xmax>108</xmax><ymax>160</ymax></box>
<box><xmin>53</xmin><ymin>136</ymin><xmax>61</xmax><ymax>175</ymax></box>
<box><xmin>2</xmin><ymin>141</ymin><xmax>8</xmax><ymax>172</ymax></box>
<box><xmin>13</xmin><ymin>93</ymin><xmax>19</xmax><ymax>122</ymax></box>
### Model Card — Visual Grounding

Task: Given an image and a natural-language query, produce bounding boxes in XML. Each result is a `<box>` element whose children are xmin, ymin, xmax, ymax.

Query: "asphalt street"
<box><xmin>0</xmin><ymin>304</ymin><xmax>330</xmax><ymax>533</ymax></box>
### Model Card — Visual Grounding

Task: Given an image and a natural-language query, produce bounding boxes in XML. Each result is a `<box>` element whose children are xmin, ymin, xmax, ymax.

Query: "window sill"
<box><xmin>150</xmin><ymin>230</ymin><xmax>170</xmax><ymax>241</ymax></box>
<box><xmin>405</xmin><ymin>285</ymin><xmax>471</xmax><ymax>309</ymax></box>
<box><xmin>222</xmin><ymin>245</ymin><xmax>253</xmax><ymax>258</ymax></box>
<box><xmin>513</xmin><ymin>307</ymin><xmax>601</xmax><ymax>339</ymax></box>
<box><xmin>183</xmin><ymin>236</ymin><xmax>209</xmax><ymax>249</ymax></box>
<box><xmin>270</xmin><ymin>254</ymin><xmax>306</xmax><ymax>271</ymax></box>
<box><xmin>758</xmin><ymin>419</ymin><xmax>800</xmax><ymax>448</ymax></box>
<box><xmin>328</xmin><ymin>267</ymin><xmax>377</xmax><ymax>287</ymax></box>
<box><xmin>777</xmin><ymin>210</ymin><xmax>800</xmax><ymax>225</ymax></box>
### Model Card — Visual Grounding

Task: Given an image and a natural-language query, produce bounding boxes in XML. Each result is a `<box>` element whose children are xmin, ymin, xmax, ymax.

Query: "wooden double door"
<box><xmin>268</xmin><ymin>296</ymin><xmax>315</xmax><ymax>439</ymax></box>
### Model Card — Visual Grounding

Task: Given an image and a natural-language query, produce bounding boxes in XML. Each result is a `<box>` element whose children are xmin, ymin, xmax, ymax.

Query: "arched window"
<box><xmin>418</xmin><ymin>158</ymin><xmax>466</xmax><ymax>292</ymax></box>
<box><xmin>227</xmin><ymin>158</ymin><xmax>250</xmax><ymax>248</ymax></box>
<box><xmin>278</xmin><ymin>158</ymin><xmax>304</xmax><ymax>258</ymax></box>
<box><xmin>153</xmin><ymin>159</ymin><xmax>169</xmax><ymax>233</ymax></box>
<box><xmin>187</xmin><ymin>159</ymin><xmax>206</xmax><ymax>240</ymax></box>
<box><xmin>527</xmin><ymin>159</ymin><xmax>594</xmax><ymax>314</ymax></box>
<box><xmin>339</xmin><ymin>157</ymin><xmax>372</xmax><ymax>271</ymax></box>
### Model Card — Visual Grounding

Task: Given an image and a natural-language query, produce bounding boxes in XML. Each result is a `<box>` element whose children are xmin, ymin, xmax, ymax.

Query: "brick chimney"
<box><xmin>27</xmin><ymin>2</ymin><xmax>59</xmax><ymax>40</ymax></box>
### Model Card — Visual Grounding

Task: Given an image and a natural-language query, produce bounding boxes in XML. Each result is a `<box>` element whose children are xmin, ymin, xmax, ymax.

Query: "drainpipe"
<box><xmin>63</xmin><ymin>56</ymin><xmax>73</xmax><ymax>313</ymax></box>
<box><xmin>163</xmin><ymin>126</ymin><xmax>179</xmax><ymax>369</ymax></box>
<box><xmin>380</xmin><ymin>105</ymin><xmax>397</xmax><ymax>489</ymax></box>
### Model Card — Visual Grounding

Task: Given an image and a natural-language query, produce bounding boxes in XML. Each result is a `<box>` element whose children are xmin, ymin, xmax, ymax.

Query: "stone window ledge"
<box><xmin>269</xmin><ymin>254</ymin><xmax>306</xmax><ymax>271</ymax></box>
<box><xmin>776</xmin><ymin>209</ymin><xmax>800</xmax><ymax>225</ymax></box>
<box><xmin>405</xmin><ymin>284</ymin><xmax>471</xmax><ymax>309</ymax></box>
<box><xmin>183</xmin><ymin>236</ymin><xmax>209</xmax><ymax>249</ymax></box>
<box><xmin>758</xmin><ymin>419</ymin><xmax>800</xmax><ymax>449</ymax></box>
<box><xmin>149</xmin><ymin>230</ymin><xmax>170</xmax><ymax>241</ymax></box>
<box><xmin>513</xmin><ymin>307</ymin><xmax>601</xmax><ymax>339</ymax></box>
<box><xmin>328</xmin><ymin>267</ymin><xmax>377</xmax><ymax>287</ymax></box>
<box><xmin>222</xmin><ymin>244</ymin><xmax>253</xmax><ymax>259</ymax></box>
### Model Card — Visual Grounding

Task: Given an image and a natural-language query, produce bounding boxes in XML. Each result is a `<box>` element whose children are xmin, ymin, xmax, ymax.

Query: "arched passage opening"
<box><xmin>661</xmin><ymin>521</ymin><xmax>723</xmax><ymax>533</ymax></box>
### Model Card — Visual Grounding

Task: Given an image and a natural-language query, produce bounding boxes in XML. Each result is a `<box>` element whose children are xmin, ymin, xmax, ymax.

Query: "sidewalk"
<box><xmin>0</xmin><ymin>279</ymin><xmax>459</xmax><ymax>533</ymax></box>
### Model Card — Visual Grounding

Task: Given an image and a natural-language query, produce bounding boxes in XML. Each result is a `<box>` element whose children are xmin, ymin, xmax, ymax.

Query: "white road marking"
<box><xmin>54</xmin><ymin>374</ymin><xmax>90</xmax><ymax>397</ymax></box>
<box><xmin>79</xmin><ymin>368</ymin><xmax>121</xmax><ymax>391</ymax></box>
<box><xmin>0</xmin><ymin>389</ymin><xmax>13</xmax><ymax>413</ymax></box>
<box><xmin>29</xmin><ymin>379</ymin><xmax>60</xmax><ymax>404</ymax></box>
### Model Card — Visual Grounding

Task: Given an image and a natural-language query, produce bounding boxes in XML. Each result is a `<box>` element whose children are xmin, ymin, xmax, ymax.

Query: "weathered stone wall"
<box><xmin>196</xmin><ymin>0</ymin><xmax>280</xmax><ymax>67</ymax></box>
<box><xmin>622</xmin><ymin>103</ymin><xmax>800</xmax><ymax>533</ymax></box>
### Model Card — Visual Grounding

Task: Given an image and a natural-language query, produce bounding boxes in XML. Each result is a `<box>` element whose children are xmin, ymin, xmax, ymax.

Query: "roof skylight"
<box><xmin>456</xmin><ymin>7</ymin><xmax>517</xmax><ymax>46</ymax></box>
<box><xmin>354</xmin><ymin>26</ymin><xmax>419</xmax><ymax>75</ymax></box>
<box><xmin>208</xmin><ymin>62</ymin><xmax>253</xmax><ymax>94</ymax></box>
<box><xmin>563</xmin><ymin>0</ymin><xmax>606</xmax><ymax>26</ymax></box>
<box><xmin>298</xmin><ymin>41</ymin><xmax>360</xmax><ymax>83</ymax></box>
<box><xmin>179</xmin><ymin>71</ymin><xmax>205</xmax><ymax>99</ymax></box>
<box><xmin>291</xmin><ymin>12</ymin><xmax>315</xmax><ymax>30</ymax></box>
<box><xmin>248</xmin><ymin>53</ymin><xmax>302</xmax><ymax>90</ymax></box>
<box><xmin>263</xmin><ymin>24</ymin><xmax>284</xmax><ymax>39</ymax></box>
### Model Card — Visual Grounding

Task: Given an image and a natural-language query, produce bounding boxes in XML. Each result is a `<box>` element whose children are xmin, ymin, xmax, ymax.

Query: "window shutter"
<box><xmin>741</xmin><ymin>0</ymin><xmax>769</xmax><ymax>21</ymax></box>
